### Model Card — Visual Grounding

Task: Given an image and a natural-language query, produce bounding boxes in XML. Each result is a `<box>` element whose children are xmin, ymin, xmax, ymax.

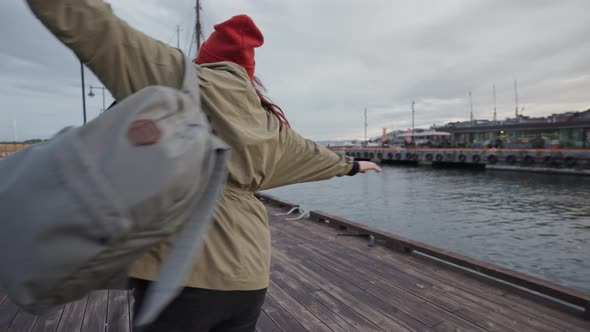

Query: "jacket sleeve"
<box><xmin>259</xmin><ymin>127</ymin><xmax>356</xmax><ymax>191</ymax></box>
<box><xmin>26</xmin><ymin>0</ymin><xmax>184</xmax><ymax>101</ymax></box>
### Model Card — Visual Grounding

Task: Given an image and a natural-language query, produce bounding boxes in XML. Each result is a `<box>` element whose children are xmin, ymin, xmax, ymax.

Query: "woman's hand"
<box><xmin>358</xmin><ymin>161</ymin><xmax>382</xmax><ymax>173</ymax></box>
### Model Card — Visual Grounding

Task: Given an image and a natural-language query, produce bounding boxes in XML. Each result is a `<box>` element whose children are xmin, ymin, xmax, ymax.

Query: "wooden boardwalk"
<box><xmin>2</xmin><ymin>203</ymin><xmax>589</xmax><ymax>331</ymax></box>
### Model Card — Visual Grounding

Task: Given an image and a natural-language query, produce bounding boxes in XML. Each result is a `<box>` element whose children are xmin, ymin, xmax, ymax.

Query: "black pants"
<box><xmin>131</xmin><ymin>278</ymin><xmax>267</xmax><ymax>332</ymax></box>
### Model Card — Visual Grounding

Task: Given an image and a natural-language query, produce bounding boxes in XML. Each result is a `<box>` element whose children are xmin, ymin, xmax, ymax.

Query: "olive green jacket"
<box><xmin>28</xmin><ymin>0</ymin><xmax>355</xmax><ymax>290</ymax></box>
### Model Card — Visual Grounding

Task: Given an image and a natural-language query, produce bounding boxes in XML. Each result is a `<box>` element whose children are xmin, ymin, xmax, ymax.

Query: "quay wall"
<box><xmin>331</xmin><ymin>147</ymin><xmax>590</xmax><ymax>175</ymax></box>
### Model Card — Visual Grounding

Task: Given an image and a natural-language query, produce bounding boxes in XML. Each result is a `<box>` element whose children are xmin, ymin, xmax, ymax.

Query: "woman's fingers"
<box><xmin>358</xmin><ymin>161</ymin><xmax>383</xmax><ymax>173</ymax></box>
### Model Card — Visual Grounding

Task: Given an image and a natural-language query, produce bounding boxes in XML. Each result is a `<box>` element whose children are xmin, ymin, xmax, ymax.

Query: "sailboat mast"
<box><xmin>469</xmin><ymin>91</ymin><xmax>474</xmax><ymax>126</ymax></box>
<box><xmin>364</xmin><ymin>107</ymin><xmax>367</xmax><ymax>144</ymax></box>
<box><xmin>493</xmin><ymin>84</ymin><xmax>497</xmax><ymax>123</ymax></box>
<box><xmin>411</xmin><ymin>100</ymin><xmax>415</xmax><ymax>145</ymax></box>
<box><xmin>195</xmin><ymin>0</ymin><xmax>203</xmax><ymax>53</ymax></box>
<box><xmin>514</xmin><ymin>79</ymin><xmax>519</xmax><ymax>118</ymax></box>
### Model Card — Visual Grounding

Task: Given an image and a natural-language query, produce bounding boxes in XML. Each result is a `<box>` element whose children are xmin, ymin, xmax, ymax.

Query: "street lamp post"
<box><xmin>88</xmin><ymin>85</ymin><xmax>106</xmax><ymax>113</ymax></box>
<box><xmin>411</xmin><ymin>100</ymin><xmax>415</xmax><ymax>146</ymax></box>
<box><xmin>80</xmin><ymin>61</ymin><xmax>87</xmax><ymax>124</ymax></box>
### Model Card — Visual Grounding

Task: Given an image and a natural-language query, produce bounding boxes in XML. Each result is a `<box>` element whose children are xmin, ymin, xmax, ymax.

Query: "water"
<box><xmin>263</xmin><ymin>166</ymin><xmax>590</xmax><ymax>293</ymax></box>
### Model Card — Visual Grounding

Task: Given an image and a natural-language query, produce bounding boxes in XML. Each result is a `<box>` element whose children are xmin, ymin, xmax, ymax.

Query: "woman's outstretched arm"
<box><xmin>27</xmin><ymin>0</ymin><xmax>184</xmax><ymax>101</ymax></box>
<box><xmin>260</xmin><ymin>127</ymin><xmax>381</xmax><ymax>190</ymax></box>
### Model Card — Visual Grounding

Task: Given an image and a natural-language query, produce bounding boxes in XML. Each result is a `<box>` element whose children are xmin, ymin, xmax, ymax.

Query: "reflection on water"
<box><xmin>264</xmin><ymin>166</ymin><xmax>590</xmax><ymax>292</ymax></box>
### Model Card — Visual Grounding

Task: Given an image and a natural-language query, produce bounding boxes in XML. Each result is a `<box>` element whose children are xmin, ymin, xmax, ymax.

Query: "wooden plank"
<box><xmin>272</xmin><ymin>252</ymin><xmax>380</xmax><ymax>331</ymax></box>
<box><xmin>273</xmin><ymin>231</ymin><xmax>444</xmax><ymax>331</ymax></box>
<box><xmin>270</xmin><ymin>267</ymin><xmax>360</xmax><ymax>332</ymax></box>
<box><xmin>455</xmin><ymin>308</ymin><xmax>522</xmax><ymax>332</ymax></box>
<box><xmin>405</xmin><ymin>251</ymin><xmax>588</xmax><ymax>318</ymax></box>
<box><xmin>267</xmin><ymin>280</ymin><xmax>332</xmax><ymax>332</ymax></box>
<box><xmin>6</xmin><ymin>311</ymin><xmax>37</xmax><ymax>332</ymax></box>
<box><xmin>278</xmin><ymin>222</ymin><xmax>458</xmax><ymax>300</ymax></box>
<box><xmin>30</xmin><ymin>306</ymin><xmax>64</xmax><ymax>332</ymax></box>
<box><xmin>422</xmin><ymin>282</ymin><xmax>565</xmax><ymax>332</ymax></box>
<box><xmin>56</xmin><ymin>297</ymin><xmax>88</xmax><ymax>332</ymax></box>
<box><xmin>326</xmin><ymin>251</ymin><xmax>464</xmax><ymax>313</ymax></box>
<box><xmin>81</xmin><ymin>291</ymin><xmax>108</xmax><ymax>332</ymax></box>
<box><xmin>0</xmin><ymin>298</ymin><xmax>20</xmax><ymax>332</ymax></box>
<box><xmin>106</xmin><ymin>290</ymin><xmax>130</xmax><ymax>332</ymax></box>
<box><xmin>457</xmin><ymin>305</ymin><xmax>551</xmax><ymax>332</ymax></box>
<box><xmin>275</xmin><ymin>232</ymin><xmax>490</xmax><ymax>332</ymax></box>
<box><xmin>433</xmin><ymin>321</ymin><xmax>469</xmax><ymax>332</ymax></box>
<box><xmin>272</xmin><ymin>249</ymin><xmax>420</xmax><ymax>332</ymax></box>
<box><xmin>333</xmin><ymin>241</ymin><xmax>503</xmax><ymax>302</ymax></box>
<box><xmin>277</xmin><ymin>234</ymin><xmax>444</xmax><ymax>326</ymax></box>
<box><xmin>369</xmin><ymin>244</ymin><xmax>589</xmax><ymax>332</ymax></box>
<box><xmin>275</xmin><ymin>213</ymin><xmax>589</xmax><ymax>331</ymax></box>
<box><xmin>296</xmin><ymin>218</ymin><xmax>588</xmax><ymax>331</ymax></box>
<box><xmin>330</xmin><ymin>225</ymin><xmax>586</xmax><ymax>331</ymax></box>
<box><xmin>306</xmin><ymin>299</ymin><xmax>360</xmax><ymax>332</ymax></box>
<box><xmin>271</xmin><ymin>255</ymin><xmax>321</xmax><ymax>293</ymax></box>
<box><xmin>275</xmin><ymin>225</ymin><xmax>447</xmax><ymax>306</ymax></box>
<box><xmin>308</xmin><ymin>210</ymin><xmax>590</xmax><ymax>311</ymax></box>
<box><xmin>262</xmin><ymin>294</ymin><xmax>306</xmax><ymax>332</ymax></box>
<box><xmin>273</xmin><ymin>212</ymin><xmax>503</xmax><ymax>298</ymax></box>
<box><xmin>310</xmin><ymin>291</ymin><xmax>384</xmax><ymax>332</ymax></box>
<box><xmin>281</xmin><ymin>238</ymin><xmax>478</xmax><ymax>330</ymax></box>
<box><xmin>269</xmin><ymin>268</ymin><xmax>315</xmax><ymax>307</ymax></box>
<box><xmin>278</xmin><ymin>220</ymin><xmax>558</xmax><ymax>332</ymax></box>
<box><xmin>256</xmin><ymin>310</ymin><xmax>281</xmax><ymax>332</ymax></box>
<box><xmin>327</xmin><ymin>232</ymin><xmax>588</xmax><ymax>331</ymax></box>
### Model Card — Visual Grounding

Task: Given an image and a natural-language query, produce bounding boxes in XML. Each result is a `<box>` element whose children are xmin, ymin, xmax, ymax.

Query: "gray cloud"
<box><xmin>0</xmin><ymin>0</ymin><xmax>588</xmax><ymax>141</ymax></box>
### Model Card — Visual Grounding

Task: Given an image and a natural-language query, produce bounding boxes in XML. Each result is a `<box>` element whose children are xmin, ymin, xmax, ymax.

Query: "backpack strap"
<box><xmin>133</xmin><ymin>54</ymin><xmax>230</xmax><ymax>327</ymax></box>
<box><xmin>180</xmin><ymin>55</ymin><xmax>201</xmax><ymax>101</ymax></box>
<box><xmin>134</xmin><ymin>149</ymin><xmax>229</xmax><ymax>327</ymax></box>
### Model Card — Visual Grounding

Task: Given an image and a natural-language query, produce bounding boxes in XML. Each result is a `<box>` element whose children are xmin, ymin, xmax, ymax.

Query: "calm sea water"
<box><xmin>263</xmin><ymin>166</ymin><xmax>590</xmax><ymax>293</ymax></box>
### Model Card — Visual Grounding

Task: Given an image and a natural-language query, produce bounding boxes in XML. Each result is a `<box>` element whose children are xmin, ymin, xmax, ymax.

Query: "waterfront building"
<box><xmin>436</xmin><ymin>109</ymin><xmax>590</xmax><ymax>148</ymax></box>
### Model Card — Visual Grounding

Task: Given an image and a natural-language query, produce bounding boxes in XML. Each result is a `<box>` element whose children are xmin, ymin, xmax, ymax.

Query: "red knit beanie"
<box><xmin>196</xmin><ymin>15</ymin><xmax>264</xmax><ymax>79</ymax></box>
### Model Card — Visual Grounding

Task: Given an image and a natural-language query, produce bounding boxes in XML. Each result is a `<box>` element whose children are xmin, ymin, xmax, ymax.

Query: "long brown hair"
<box><xmin>252</xmin><ymin>77</ymin><xmax>290</xmax><ymax>130</ymax></box>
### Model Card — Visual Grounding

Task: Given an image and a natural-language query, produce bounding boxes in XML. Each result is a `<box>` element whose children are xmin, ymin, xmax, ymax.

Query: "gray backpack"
<box><xmin>0</xmin><ymin>55</ymin><xmax>230</xmax><ymax>326</ymax></box>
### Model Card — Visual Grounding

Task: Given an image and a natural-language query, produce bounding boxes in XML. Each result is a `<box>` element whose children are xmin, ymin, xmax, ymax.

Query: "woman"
<box><xmin>26</xmin><ymin>1</ymin><xmax>382</xmax><ymax>331</ymax></box>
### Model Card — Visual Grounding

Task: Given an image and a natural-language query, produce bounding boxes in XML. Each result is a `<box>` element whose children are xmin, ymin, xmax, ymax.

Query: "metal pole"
<box><xmin>514</xmin><ymin>79</ymin><xmax>519</xmax><ymax>119</ymax></box>
<box><xmin>493</xmin><ymin>84</ymin><xmax>497</xmax><ymax>123</ymax></box>
<box><xmin>177</xmin><ymin>25</ymin><xmax>180</xmax><ymax>49</ymax></box>
<box><xmin>196</xmin><ymin>0</ymin><xmax>202</xmax><ymax>53</ymax></box>
<box><xmin>364</xmin><ymin>107</ymin><xmax>367</xmax><ymax>145</ymax></box>
<box><xmin>411</xmin><ymin>100</ymin><xmax>415</xmax><ymax>146</ymax></box>
<box><xmin>469</xmin><ymin>90</ymin><xmax>474</xmax><ymax>127</ymax></box>
<box><xmin>81</xmin><ymin>60</ymin><xmax>87</xmax><ymax>124</ymax></box>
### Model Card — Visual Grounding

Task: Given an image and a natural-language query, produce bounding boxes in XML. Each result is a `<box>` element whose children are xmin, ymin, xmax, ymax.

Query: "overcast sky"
<box><xmin>1</xmin><ymin>0</ymin><xmax>589</xmax><ymax>141</ymax></box>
